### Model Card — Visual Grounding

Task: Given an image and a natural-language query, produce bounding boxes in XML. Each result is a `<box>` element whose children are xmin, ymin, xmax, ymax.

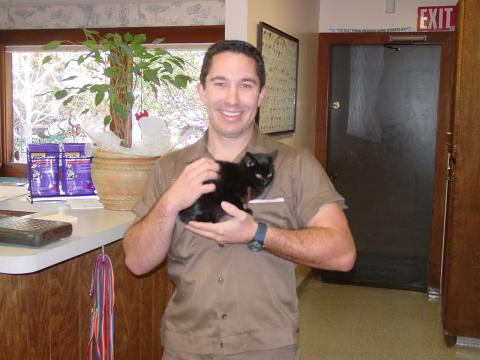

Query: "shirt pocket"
<box><xmin>247</xmin><ymin>195</ymin><xmax>293</xmax><ymax>228</ymax></box>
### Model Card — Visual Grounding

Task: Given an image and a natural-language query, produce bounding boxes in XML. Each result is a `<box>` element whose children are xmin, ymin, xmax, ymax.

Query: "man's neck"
<box><xmin>207</xmin><ymin>127</ymin><xmax>254</xmax><ymax>162</ymax></box>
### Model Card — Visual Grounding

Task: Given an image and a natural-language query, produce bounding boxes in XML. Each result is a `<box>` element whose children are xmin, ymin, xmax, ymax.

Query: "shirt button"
<box><xmin>218</xmin><ymin>277</ymin><xmax>223</xmax><ymax>283</ymax></box>
<box><xmin>221</xmin><ymin>313</ymin><xmax>227</xmax><ymax>320</ymax></box>
<box><xmin>220</xmin><ymin>342</ymin><xmax>224</xmax><ymax>348</ymax></box>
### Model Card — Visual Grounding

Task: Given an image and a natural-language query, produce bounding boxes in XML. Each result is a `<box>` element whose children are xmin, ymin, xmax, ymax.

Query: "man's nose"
<box><xmin>225</xmin><ymin>85</ymin><xmax>239</xmax><ymax>104</ymax></box>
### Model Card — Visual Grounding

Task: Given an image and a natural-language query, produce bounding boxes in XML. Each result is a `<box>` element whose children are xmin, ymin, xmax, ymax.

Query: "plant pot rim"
<box><xmin>93</xmin><ymin>148</ymin><xmax>161</xmax><ymax>160</ymax></box>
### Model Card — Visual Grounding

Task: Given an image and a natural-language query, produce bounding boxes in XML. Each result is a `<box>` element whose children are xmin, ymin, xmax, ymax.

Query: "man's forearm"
<box><xmin>123</xmin><ymin>197</ymin><xmax>177</xmax><ymax>275</ymax></box>
<box><xmin>263</xmin><ymin>225</ymin><xmax>355</xmax><ymax>271</ymax></box>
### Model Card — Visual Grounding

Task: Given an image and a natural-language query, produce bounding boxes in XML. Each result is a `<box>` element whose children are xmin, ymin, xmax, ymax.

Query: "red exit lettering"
<box><xmin>417</xmin><ymin>6</ymin><xmax>457</xmax><ymax>32</ymax></box>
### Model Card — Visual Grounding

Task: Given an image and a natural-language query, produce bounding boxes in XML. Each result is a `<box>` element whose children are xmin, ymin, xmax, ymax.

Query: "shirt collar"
<box><xmin>181</xmin><ymin>124</ymin><xmax>275</xmax><ymax>164</ymax></box>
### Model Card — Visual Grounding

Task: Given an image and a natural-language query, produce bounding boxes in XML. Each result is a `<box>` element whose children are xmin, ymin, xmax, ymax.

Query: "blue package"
<box><xmin>62</xmin><ymin>143</ymin><xmax>95</xmax><ymax>195</ymax></box>
<box><xmin>27</xmin><ymin>143</ymin><xmax>60</xmax><ymax>197</ymax></box>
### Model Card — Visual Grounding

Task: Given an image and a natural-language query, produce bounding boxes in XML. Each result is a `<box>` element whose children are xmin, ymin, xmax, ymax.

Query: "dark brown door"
<box><xmin>315</xmin><ymin>33</ymin><xmax>455</xmax><ymax>292</ymax></box>
<box><xmin>442</xmin><ymin>0</ymin><xmax>480</xmax><ymax>340</ymax></box>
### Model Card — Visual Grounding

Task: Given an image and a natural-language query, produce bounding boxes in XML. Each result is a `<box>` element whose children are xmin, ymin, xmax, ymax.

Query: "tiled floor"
<box><xmin>298</xmin><ymin>279</ymin><xmax>480</xmax><ymax>360</ymax></box>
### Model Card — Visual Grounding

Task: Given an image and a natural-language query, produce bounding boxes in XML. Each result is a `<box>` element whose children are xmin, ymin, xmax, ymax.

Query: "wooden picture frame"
<box><xmin>256</xmin><ymin>22</ymin><xmax>299</xmax><ymax>135</ymax></box>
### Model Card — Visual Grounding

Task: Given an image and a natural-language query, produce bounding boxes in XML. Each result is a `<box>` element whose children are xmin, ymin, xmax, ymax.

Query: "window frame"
<box><xmin>0</xmin><ymin>25</ymin><xmax>224</xmax><ymax>177</ymax></box>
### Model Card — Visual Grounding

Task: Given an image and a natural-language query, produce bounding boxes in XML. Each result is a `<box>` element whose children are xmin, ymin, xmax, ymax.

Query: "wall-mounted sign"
<box><xmin>417</xmin><ymin>6</ymin><xmax>456</xmax><ymax>31</ymax></box>
<box><xmin>257</xmin><ymin>22</ymin><xmax>299</xmax><ymax>135</ymax></box>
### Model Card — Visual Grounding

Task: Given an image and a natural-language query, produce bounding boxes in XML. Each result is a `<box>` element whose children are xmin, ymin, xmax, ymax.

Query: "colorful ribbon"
<box><xmin>88</xmin><ymin>248</ymin><xmax>115</xmax><ymax>360</ymax></box>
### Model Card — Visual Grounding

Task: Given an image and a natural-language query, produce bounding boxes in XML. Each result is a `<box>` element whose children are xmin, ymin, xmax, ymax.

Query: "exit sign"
<box><xmin>417</xmin><ymin>6</ymin><xmax>456</xmax><ymax>31</ymax></box>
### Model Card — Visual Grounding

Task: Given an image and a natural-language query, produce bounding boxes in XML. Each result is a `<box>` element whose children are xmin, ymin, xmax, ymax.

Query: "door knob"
<box><xmin>331</xmin><ymin>101</ymin><xmax>341</xmax><ymax>110</ymax></box>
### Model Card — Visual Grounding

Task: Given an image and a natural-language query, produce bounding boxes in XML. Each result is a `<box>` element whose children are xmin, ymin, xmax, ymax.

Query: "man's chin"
<box><xmin>211</xmin><ymin>121</ymin><xmax>254</xmax><ymax>139</ymax></box>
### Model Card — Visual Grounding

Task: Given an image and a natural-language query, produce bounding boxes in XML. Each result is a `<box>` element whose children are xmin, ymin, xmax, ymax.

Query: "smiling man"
<box><xmin>123</xmin><ymin>40</ymin><xmax>356</xmax><ymax>360</ymax></box>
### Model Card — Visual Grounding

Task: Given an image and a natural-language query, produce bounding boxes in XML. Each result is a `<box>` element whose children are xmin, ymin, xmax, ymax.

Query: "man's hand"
<box><xmin>185</xmin><ymin>201</ymin><xmax>258</xmax><ymax>245</ymax></box>
<box><xmin>163</xmin><ymin>157</ymin><xmax>219</xmax><ymax>214</ymax></box>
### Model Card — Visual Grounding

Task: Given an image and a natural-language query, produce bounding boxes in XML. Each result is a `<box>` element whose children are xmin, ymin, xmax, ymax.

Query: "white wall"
<box><xmin>224</xmin><ymin>0</ymin><xmax>248</xmax><ymax>40</ymax></box>
<box><xmin>225</xmin><ymin>0</ymin><xmax>320</xmax><ymax>152</ymax></box>
<box><xmin>319</xmin><ymin>0</ymin><xmax>458</xmax><ymax>32</ymax></box>
<box><xmin>247</xmin><ymin>0</ymin><xmax>320</xmax><ymax>154</ymax></box>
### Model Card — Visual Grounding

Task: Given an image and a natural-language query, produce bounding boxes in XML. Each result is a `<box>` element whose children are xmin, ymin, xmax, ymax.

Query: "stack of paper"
<box><xmin>0</xmin><ymin>185</ymin><xmax>29</xmax><ymax>202</ymax></box>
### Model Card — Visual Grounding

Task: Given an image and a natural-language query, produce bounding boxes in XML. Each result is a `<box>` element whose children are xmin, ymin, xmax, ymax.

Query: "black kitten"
<box><xmin>179</xmin><ymin>151</ymin><xmax>277</xmax><ymax>223</ymax></box>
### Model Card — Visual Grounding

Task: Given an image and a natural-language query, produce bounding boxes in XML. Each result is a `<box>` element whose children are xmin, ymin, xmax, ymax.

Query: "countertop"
<box><xmin>0</xmin><ymin>194</ymin><xmax>135</xmax><ymax>274</ymax></box>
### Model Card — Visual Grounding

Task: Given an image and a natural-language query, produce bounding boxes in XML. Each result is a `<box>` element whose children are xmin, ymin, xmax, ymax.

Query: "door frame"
<box><xmin>315</xmin><ymin>32</ymin><xmax>456</xmax><ymax>293</ymax></box>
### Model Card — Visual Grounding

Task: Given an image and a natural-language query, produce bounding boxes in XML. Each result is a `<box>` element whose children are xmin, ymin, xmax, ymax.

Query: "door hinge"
<box><xmin>447</xmin><ymin>167</ymin><xmax>456</xmax><ymax>181</ymax></box>
<box><xmin>447</xmin><ymin>150</ymin><xmax>456</xmax><ymax>181</ymax></box>
<box><xmin>445</xmin><ymin>131</ymin><xmax>453</xmax><ymax>146</ymax></box>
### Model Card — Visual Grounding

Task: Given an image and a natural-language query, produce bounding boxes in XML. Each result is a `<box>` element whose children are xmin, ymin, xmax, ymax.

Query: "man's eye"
<box><xmin>241</xmin><ymin>83</ymin><xmax>253</xmax><ymax>89</ymax></box>
<box><xmin>214</xmin><ymin>82</ymin><xmax>226</xmax><ymax>87</ymax></box>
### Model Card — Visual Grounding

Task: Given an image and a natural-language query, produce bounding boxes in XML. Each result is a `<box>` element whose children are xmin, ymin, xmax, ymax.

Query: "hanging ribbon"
<box><xmin>88</xmin><ymin>247</ymin><xmax>115</xmax><ymax>360</ymax></box>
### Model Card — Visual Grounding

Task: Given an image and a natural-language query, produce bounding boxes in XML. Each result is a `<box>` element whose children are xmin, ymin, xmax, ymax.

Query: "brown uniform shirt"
<box><xmin>133</xmin><ymin>127</ymin><xmax>344</xmax><ymax>355</ymax></box>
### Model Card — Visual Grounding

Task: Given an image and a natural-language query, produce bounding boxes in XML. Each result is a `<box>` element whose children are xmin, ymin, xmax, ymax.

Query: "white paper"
<box><xmin>248</xmin><ymin>197</ymin><xmax>285</xmax><ymax>204</ymax></box>
<box><xmin>0</xmin><ymin>185</ymin><xmax>29</xmax><ymax>201</ymax></box>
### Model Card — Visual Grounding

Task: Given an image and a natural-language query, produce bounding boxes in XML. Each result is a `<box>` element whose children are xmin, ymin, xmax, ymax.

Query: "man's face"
<box><xmin>197</xmin><ymin>51</ymin><xmax>266</xmax><ymax>140</ymax></box>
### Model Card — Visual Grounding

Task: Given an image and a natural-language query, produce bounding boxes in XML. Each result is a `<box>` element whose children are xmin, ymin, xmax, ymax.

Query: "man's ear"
<box><xmin>197</xmin><ymin>83</ymin><xmax>206</xmax><ymax>104</ymax></box>
<box><xmin>257</xmin><ymin>86</ymin><xmax>267</xmax><ymax>107</ymax></box>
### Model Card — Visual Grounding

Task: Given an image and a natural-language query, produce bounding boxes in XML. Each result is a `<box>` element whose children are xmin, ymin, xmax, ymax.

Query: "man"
<box><xmin>123</xmin><ymin>40</ymin><xmax>356</xmax><ymax>359</ymax></box>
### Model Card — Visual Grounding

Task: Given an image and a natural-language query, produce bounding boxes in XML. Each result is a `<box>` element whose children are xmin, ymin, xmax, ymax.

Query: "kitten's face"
<box><xmin>243</xmin><ymin>151</ymin><xmax>276</xmax><ymax>188</ymax></box>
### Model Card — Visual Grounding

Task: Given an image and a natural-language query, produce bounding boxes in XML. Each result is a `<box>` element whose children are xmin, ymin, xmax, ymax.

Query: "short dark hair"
<box><xmin>200</xmin><ymin>40</ymin><xmax>266</xmax><ymax>89</ymax></box>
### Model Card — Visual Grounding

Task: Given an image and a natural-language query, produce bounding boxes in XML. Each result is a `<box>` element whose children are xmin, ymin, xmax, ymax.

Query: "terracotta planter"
<box><xmin>91</xmin><ymin>149</ymin><xmax>159</xmax><ymax>211</ymax></box>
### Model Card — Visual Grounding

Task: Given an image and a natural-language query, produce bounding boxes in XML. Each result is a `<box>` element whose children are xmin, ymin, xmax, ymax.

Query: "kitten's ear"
<box><xmin>244</xmin><ymin>152</ymin><xmax>256</xmax><ymax>167</ymax></box>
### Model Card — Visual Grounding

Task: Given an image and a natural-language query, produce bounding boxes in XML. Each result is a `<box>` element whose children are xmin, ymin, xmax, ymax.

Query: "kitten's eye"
<box><xmin>267</xmin><ymin>172</ymin><xmax>273</xmax><ymax>178</ymax></box>
<box><xmin>255</xmin><ymin>173</ymin><xmax>264</xmax><ymax>180</ymax></box>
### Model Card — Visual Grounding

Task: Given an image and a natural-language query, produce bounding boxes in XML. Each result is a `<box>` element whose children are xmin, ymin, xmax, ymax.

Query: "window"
<box><xmin>9</xmin><ymin>46</ymin><xmax>208</xmax><ymax>163</ymax></box>
<box><xmin>0</xmin><ymin>26</ymin><xmax>224</xmax><ymax>176</ymax></box>
<box><xmin>10</xmin><ymin>48</ymin><xmax>99</xmax><ymax>163</ymax></box>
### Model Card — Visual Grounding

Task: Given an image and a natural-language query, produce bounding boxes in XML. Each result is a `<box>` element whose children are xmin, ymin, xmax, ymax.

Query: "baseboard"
<box><xmin>320</xmin><ymin>251</ymin><xmax>428</xmax><ymax>291</ymax></box>
<box><xmin>456</xmin><ymin>336</ymin><xmax>480</xmax><ymax>348</ymax></box>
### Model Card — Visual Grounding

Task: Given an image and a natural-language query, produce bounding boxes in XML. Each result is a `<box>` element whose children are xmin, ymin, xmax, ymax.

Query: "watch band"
<box><xmin>247</xmin><ymin>222</ymin><xmax>267</xmax><ymax>252</ymax></box>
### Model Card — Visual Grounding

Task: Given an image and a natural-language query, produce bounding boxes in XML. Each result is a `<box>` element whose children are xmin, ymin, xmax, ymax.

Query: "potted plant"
<box><xmin>42</xmin><ymin>29</ymin><xmax>193</xmax><ymax>210</ymax></box>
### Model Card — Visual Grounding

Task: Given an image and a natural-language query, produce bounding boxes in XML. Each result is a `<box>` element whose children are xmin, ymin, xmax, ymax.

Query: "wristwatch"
<box><xmin>247</xmin><ymin>222</ymin><xmax>267</xmax><ymax>252</ymax></box>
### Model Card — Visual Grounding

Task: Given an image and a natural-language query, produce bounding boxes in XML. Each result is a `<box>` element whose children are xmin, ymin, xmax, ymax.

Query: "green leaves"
<box><xmin>62</xmin><ymin>96</ymin><xmax>74</xmax><ymax>105</ymax></box>
<box><xmin>103</xmin><ymin>115</ymin><xmax>112</xmax><ymax>127</ymax></box>
<box><xmin>95</xmin><ymin>90</ymin><xmax>105</xmax><ymax>106</ymax></box>
<box><xmin>83</xmin><ymin>39</ymin><xmax>98</xmax><ymax>51</ymax></box>
<box><xmin>126</xmin><ymin>92</ymin><xmax>135</xmax><ymax>106</ymax></box>
<box><xmin>104</xmin><ymin>66</ymin><xmax>117</xmax><ymax>78</ymax></box>
<box><xmin>42</xmin><ymin>55</ymin><xmax>53</xmax><ymax>64</ymax></box>
<box><xmin>113</xmin><ymin>102</ymin><xmax>128</xmax><ymax>120</ymax></box>
<box><xmin>152</xmin><ymin>38</ymin><xmax>165</xmax><ymax>46</ymax></box>
<box><xmin>54</xmin><ymin>90</ymin><xmax>68</xmax><ymax>100</ymax></box>
<box><xmin>89</xmin><ymin>84</ymin><xmax>108</xmax><ymax>106</ymax></box>
<box><xmin>119</xmin><ymin>42</ymin><xmax>134</xmax><ymax>58</ymax></box>
<box><xmin>143</xmin><ymin>68</ymin><xmax>160</xmax><ymax>86</ymax></box>
<box><xmin>174</xmin><ymin>74</ymin><xmax>191</xmax><ymax>89</ymax></box>
<box><xmin>133</xmin><ymin>34</ymin><xmax>147</xmax><ymax>44</ymax></box>
<box><xmin>162</xmin><ymin>61</ymin><xmax>173</xmax><ymax>74</ymax></box>
<box><xmin>40</xmin><ymin>28</ymin><xmax>194</xmax><ymax>147</ymax></box>
<box><xmin>42</xmin><ymin>40</ymin><xmax>62</xmax><ymax>51</ymax></box>
<box><xmin>60</xmin><ymin>75</ymin><xmax>78</xmax><ymax>82</ymax></box>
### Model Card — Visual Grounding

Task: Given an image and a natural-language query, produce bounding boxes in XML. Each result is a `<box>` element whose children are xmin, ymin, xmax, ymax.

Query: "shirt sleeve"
<box><xmin>292</xmin><ymin>149</ymin><xmax>345</xmax><ymax>227</ymax></box>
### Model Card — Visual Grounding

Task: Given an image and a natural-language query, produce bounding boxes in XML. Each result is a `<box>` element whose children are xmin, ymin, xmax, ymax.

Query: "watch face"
<box><xmin>247</xmin><ymin>240</ymin><xmax>263</xmax><ymax>252</ymax></box>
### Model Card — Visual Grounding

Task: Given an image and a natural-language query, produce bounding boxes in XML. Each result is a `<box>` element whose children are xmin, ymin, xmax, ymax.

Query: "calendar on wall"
<box><xmin>256</xmin><ymin>22</ymin><xmax>299</xmax><ymax>135</ymax></box>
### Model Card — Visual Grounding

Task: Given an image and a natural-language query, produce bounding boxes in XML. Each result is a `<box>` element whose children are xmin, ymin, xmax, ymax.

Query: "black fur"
<box><xmin>179</xmin><ymin>151</ymin><xmax>276</xmax><ymax>223</ymax></box>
